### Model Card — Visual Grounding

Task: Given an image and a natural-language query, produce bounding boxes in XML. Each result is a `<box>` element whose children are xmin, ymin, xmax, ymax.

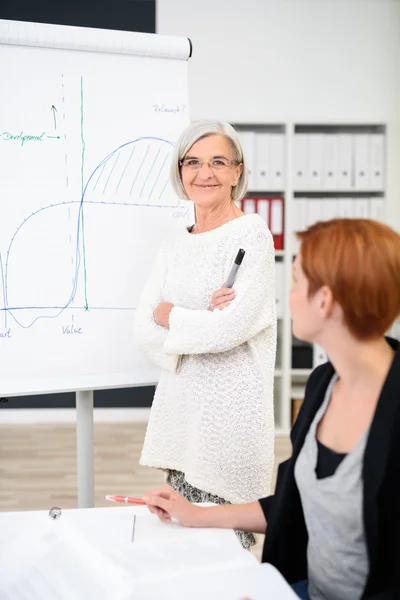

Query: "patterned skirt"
<box><xmin>166</xmin><ymin>469</ymin><xmax>256</xmax><ymax>550</ymax></box>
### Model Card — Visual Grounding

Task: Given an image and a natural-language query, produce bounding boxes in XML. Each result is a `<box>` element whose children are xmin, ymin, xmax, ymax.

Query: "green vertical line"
<box><xmin>103</xmin><ymin>152</ymin><xmax>120</xmax><ymax>194</ymax></box>
<box><xmin>148</xmin><ymin>153</ymin><xmax>169</xmax><ymax>201</ymax></box>
<box><xmin>130</xmin><ymin>146</ymin><xmax>150</xmax><ymax>196</ymax></box>
<box><xmin>158</xmin><ymin>177</ymin><xmax>169</xmax><ymax>199</ymax></box>
<box><xmin>116</xmin><ymin>146</ymin><xmax>135</xmax><ymax>192</ymax></box>
<box><xmin>80</xmin><ymin>76</ymin><xmax>89</xmax><ymax>310</ymax></box>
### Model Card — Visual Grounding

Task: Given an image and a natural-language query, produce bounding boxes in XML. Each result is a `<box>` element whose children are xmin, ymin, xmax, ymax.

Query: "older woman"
<box><xmin>135</xmin><ymin>120</ymin><xmax>277</xmax><ymax>549</ymax></box>
<box><xmin>144</xmin><ymin>218</ymin><xmax>400</xmax><ymax>599</ymax></box>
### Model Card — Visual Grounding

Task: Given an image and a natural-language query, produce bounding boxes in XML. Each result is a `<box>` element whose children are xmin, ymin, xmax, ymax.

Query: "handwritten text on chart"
<box><xmin>153</xmin><ymin>104</ymin><xmax>186</xmax><ymax>114</ymax></box>
<box><xmin>0</xmin><ymin>132</ymin><xmax>60</xmax><ymax>146</ymax></box>
<box><xmin>0</xmin><ymin>328</ymin><xmax>11</xmax><ymax>339</ymax></box>
<box><xmin>173</xmin><ymin>208</ymin><xmax>189</xmax><ymax>218</ymax></box>
<box><xmin>62</xmin><ymin>316</ymin><xmax>83</xmax><ymax>336</ymax></box>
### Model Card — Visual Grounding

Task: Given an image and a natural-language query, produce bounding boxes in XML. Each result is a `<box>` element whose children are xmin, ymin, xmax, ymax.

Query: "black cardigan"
<box><xmin>259</xmin><ymin>337</ymin><xmax>400</xmax><ymax>600</ymax></box>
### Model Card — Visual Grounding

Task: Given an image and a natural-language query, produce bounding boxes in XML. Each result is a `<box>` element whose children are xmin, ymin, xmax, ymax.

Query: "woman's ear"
<box><xmin>319</xmin><ymin>285</ymin><xmax>334</xmax><ymax>317</ymax></box>
<box><xmin>232</xmin><ymin>163</ymin><xmax>243</xmax><ymax>187</ymax></box>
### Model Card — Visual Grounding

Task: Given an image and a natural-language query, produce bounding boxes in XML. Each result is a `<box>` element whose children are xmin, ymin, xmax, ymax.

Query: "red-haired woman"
<box><xmin>143</xmin><ymin>218</ymin><xmax>400</xmax><ymax>600</ymax></box>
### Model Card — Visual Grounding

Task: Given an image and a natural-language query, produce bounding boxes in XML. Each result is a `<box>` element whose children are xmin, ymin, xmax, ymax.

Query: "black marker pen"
<box><xmin>225</xmin><ymin>249</ymin><xmax>245</xmax><ymax>288</ymax></box>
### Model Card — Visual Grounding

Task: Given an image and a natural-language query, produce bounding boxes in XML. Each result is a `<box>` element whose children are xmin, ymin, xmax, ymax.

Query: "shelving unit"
<box><xmin>234</xmin><ymin>122</ymin><xmax>387</xmax><ymax>435</ymax></box>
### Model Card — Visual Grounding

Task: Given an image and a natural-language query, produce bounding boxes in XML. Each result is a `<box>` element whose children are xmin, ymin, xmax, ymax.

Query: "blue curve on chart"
<box><xmin>3</xmin><ymin>136</ymin><xmax>178</xmax><ymax>329</ymax></box>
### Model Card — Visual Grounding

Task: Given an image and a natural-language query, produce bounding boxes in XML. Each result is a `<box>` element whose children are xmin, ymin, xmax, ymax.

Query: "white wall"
<box><xmin>157</xmin><ymin>0</ymin><xmax>400</xmax><ymax>227</ymax></box>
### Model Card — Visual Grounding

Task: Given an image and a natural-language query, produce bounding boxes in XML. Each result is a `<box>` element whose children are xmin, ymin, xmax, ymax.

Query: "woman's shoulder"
<box><xmin>163</xmin><ymin>214</ymin><xmax>272</xmax><ymax>250</ymax></box>
<box><xmin>235</xmin><ymin>213</ymin><xmax>270</xmax><ymax>232</ymax></box>
<box><xmin>305</xmin><ymin>362</ymin><xmax>335</xmax><ymax>393</ymax></box>
<box><xmin>232</xmin><ymin>214</ymin><xmax>273</xmax><ymax>246</ymax></box>
<box><xmin>290</xmin><ymin>363</ymin><xmax>335</xmax><ymax>443</ymax></box>
<box><xmin>236</xmin><ymin>216</ymin><xmax>274</xmax><ymax>260</ymax></box>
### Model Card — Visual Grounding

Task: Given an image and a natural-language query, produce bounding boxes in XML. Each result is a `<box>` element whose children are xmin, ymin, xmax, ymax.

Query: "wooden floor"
<box><xmin>0</xmin><ymin>422</ymin><xmax>291</xmax><ymax>558</ymax></box>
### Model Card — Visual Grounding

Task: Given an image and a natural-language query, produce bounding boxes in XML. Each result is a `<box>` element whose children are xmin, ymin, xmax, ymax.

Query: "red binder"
<box><xmin>241</xmin><ymin>197</ymin><xmax>257</xmax><ymax>215</ymax></box>
<box><xmin>241</xmin><ymin>196</ymin><xmax>284</xmax><ymax>250</ymax></box>
<box><xmin>269</xmin><ymin>197</ymin><xmax>284</xmax><ymax>250</ymax></box>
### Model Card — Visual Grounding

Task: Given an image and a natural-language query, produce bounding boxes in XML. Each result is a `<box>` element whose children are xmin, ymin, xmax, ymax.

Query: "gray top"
<box><xmin>294</xmin><ymin>374</ymin><xmax>370</xmax><ymax>600</ymax></box>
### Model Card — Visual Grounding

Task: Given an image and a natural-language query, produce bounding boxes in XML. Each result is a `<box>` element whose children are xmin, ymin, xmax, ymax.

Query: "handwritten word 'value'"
<box><xmin>62</xmin><ymin>316</ymin><xmax>83</xmax><ymax>335</ymax></box>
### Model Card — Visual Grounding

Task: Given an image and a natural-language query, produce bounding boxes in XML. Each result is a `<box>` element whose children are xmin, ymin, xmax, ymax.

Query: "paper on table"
<box><xmin>0</xmin><ymin>518</ymin><xmax>133</xmax><ymax>600</ymax></box>
<box><xmin>47</xmin><ymin>506</ymin><xmax>245</xmax><ymax>551</ymax></box>
<box><xmin>0</xmin><ymin>507</ymin><xmax>272</xmax><ymax>599</ymax></box>
<box><xmin>132</xmin><ymin>509</ymin><xmax>243</xmax><ymax>546</ymax></box>
<box><xmin>61</xmin><ymin>506</ymin><xmax>257</xmax><ymax>584</ymax></box>
<box><xmin>106</xmin><ymin>536</ymin><xmax>257</xmax><ymax>585</ymax></box>
<box><xmin>132</xmin><ymin>562</ymin><xmax>298</xmax><ymax>600</ymax></box>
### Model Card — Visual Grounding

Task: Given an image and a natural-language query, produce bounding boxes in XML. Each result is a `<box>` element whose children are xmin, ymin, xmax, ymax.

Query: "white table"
<box><xmin>0</xmin><ymin>506</ymin><xmax>298</xmax><ymax>599</ymax></box>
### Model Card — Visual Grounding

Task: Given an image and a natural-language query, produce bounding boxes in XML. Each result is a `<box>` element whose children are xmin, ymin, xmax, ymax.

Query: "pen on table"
<box><xmin>105</xmin><ymin>495</ymin><xmax>146</xmax><ymax>505</ymax></box>
<box><xmin>225</xmin><ymin>248</ymin><xmax>245</xmax><ymax>289</ymax></box>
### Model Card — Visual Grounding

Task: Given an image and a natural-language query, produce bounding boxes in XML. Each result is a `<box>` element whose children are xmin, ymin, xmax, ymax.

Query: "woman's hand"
<box><xmin>144</xmin><ymin>485</ymin><xmax>202</xmax><ymax>527</ymax></box>
<box><xmin>153</xmin><ymin>302</ymin><xmax>174</xmax><ymax>328</ymax></box>
<box><xmin>208</xmin><ymin>287</ymin><xmax>236</xmax><ymax>311</ymax></box>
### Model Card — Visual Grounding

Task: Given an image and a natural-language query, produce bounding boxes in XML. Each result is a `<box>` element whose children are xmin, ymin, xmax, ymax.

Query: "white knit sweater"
<box><xmin>135</xmin><ymin>214</ymin><xmax>277</xmax><ymax>504</ymax></box>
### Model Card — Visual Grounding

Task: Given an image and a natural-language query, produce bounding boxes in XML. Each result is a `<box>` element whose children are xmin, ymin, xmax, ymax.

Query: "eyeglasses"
<box><xmin>180</xmin><ymin>158</ymin><xmax>240</xmax><ymax>170</ymax></box>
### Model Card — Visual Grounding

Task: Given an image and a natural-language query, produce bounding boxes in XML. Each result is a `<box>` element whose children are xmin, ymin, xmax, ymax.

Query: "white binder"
<box><xmin>306</xmin><ymin>134</ymin><xmax>324</xmax><ymax>190</ymax></box>
<box><xmin>292</xmin><ymin>199</ymin><xmax>307</xmax><ymax>253</ymax></box>
<box><xmin>338</xmin><ymin>198</ymin><xmax>353</xmax><ymax>219</ymax></box>
<box><xmin>369</xmin><ymin>133</ymin><xmax>385</xmax><ymax>191</ymax></box>
<box><xmin>270</xmin><ymin>197</ymin><xmax>283</xmax><ymax>235</ymax></box>
<box><xmin>240</xmin><ymin>131</ymin><xmax>256</xmax><ymax>191</ymax></box>
<box><xmin>322</xmin><ymin>134</ymin><xmax>338</xmax><ymax>190</ymax></box>
<box><xmin>254</xmin><ymin>132</ymin><xmax>271</xmax><ymax>191</ymax></box>
<box><xmin>337</xmin><ymin>134</ymin><xmax>352</xmax><ymax>190</ymax></box>
<box><xmin>268</xmin><ymin>133</ymin><xmax>285</xmax><ymax>190</ymax></box>
<box><xmin>293</xmin><ymin>198</ymin><xmax>307</xmax><ymax>232</ymax></box>
<box><xmin>243</xmin><ymin>197</ymin><xmax>256</xmax><ymax>214</ymax></box>
<box><xmin>293</xmin><ymin>134</ymin><xmax>308</xmax><ymax>190</ymax></box>
<box><xmin>354</xmin><ymin>134</ymin><xmax>370</xmax><ymax>190</ymax></box>
<box><xmin>322</xmin><ymin>198</ymin><xmax>338</xmax><ymax>221</ymax></box>
<box><xmin>306</xmin><ymin>198</ymin><xmax>322</xmax><ymax>227</ymax></box>
<box><xmin>257</xmin><ymin>198</ymin><xmax>270</xmax><ymax>226</ymax></box>
<box><xmin>353</xmin><ymin>198</ymin><xmax>370</xmax><ymax>218</ymax></box>
<box><xmin>370</xmin><ymin>198</ymin><xmax>385</xmax><ymax>222</ymax></box>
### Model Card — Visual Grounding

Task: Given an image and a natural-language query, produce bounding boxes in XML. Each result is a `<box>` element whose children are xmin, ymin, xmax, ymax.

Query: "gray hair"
<box><xmin>170</xmin><ymin>120</ymin><xmax>248</xmax><ymax>202</ymax></box>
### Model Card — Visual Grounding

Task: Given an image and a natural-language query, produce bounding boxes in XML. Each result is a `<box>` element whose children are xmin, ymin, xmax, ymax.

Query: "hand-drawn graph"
<box><xmin>0</xmin><ymin>76</ymin><xmax>189</xmax><ymax>333</ymax></box>
<box><xmin>0</xmin><ymin>28</ymin><xmax>191</xmax><ymax>393</ymax></box>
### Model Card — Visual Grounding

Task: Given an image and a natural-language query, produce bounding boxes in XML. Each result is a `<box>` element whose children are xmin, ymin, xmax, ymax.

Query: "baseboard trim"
<box><xmin>0</xmin><ymin>408</ymin><xmax>151</xmax><ymax>425</ymax></box>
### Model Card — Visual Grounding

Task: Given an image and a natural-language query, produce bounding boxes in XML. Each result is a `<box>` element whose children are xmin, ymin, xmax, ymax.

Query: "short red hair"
<box><xmin>297</xmin><ymin>219</ymin><xmax>400</xmax><ymax>340</ymax></box>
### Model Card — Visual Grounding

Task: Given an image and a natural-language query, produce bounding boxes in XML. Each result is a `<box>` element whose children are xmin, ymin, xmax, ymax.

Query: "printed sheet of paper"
<box><xmin>132</xmin><ymin>563</ymin><xmax>299</xmax><ymax>600</ymax></box>
<box><xmin>63</xmin><ymin>506</ymin><xmax>244</xmax><ymax>550</ymax></box>
<box><xmin>106</xmin><ymin>536</ymin><xmax>257</xmax><ymax>584</ymax></box>
<box><xmin>0</xmin><ymin>519</ymin><xmax>133</xmax><ymax>600</ymax></box>
<box><xmin>0</xmin><ymin>506</ymin><xmax>285</xmax><ymax>600</ymax></box>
